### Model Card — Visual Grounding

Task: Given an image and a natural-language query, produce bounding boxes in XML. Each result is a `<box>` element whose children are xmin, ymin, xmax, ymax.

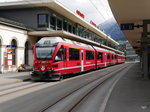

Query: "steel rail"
<box><xmin>0</xmin><ymin>82</ymin><xmax>47</xmax><ymax>97</ymax></box>
<box><xmin>39</xmin><ymin>64</ymin><xmax>128</xmax><ymax>112</ymax></box>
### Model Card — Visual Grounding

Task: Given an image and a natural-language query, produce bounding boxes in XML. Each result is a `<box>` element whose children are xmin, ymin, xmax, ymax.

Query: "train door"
<box><xmin>104</xmin><ymin>53</ymin><xmax>107</xmax><ymax>67</ymax></box>
<box><xmin>81</xmin><ymin>50</ymin><xmax>84</xmax><ymax>71</ymax></box>
<box><xmin>107</xmin><ymin>53</ymin><xmax>111</xmax><ymax>66</ymax></box>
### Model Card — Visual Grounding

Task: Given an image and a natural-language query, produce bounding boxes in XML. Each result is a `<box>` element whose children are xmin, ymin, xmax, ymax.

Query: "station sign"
<box><xmin>120</xmin><ymin>23</ymin><xmax>134</xmax><ymax>30</ymax></box>
<box><xmin>76</xmin><ymin>10</ymin><xmax>85</xmax><ymax>19</ymax></box>
<box><xmin>6</xmin><ymin>45</ymin><xmax>16</xmax><ymax>48</ymax></box>
<box><xmin>90</xmin><ymin>20</ymin><xmax>97</xmax><ymax>27</ymax></box>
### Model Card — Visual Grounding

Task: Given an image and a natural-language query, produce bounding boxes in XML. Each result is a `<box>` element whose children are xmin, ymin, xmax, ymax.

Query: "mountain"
<box><xmin>98</xmin><ymin>18</ymin><xmax>126</xmax><ymax>41</ymax></box>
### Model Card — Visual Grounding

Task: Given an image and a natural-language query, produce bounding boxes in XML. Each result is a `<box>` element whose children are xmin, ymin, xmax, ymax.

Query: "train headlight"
<box><xmin>41</xmin><ymin>66</ymin><xmax>45</xmax><ymax>71</ymax></box>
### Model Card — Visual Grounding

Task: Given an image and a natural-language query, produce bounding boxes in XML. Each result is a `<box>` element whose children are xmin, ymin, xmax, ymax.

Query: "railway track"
<box><xmin>0</xmin><ymin>63</ymin><xmax>125</xmax><ymax>97</ymax></box>
<box><xmin>0</xmin><ymin>63</ymin><xmax>133</xmax><ymax>112</ymax></box>
<box><xmin>0</xmin><ymin>81</ymin><xmax>33</xmax><ymax>92</ymax></box>
<box><xmin>38</xmin><ymin>63</ymin><xmax>132</xmax><ymax>112</ymax></box>
<box><xmin>0</xmin><ymin>82</ymin><xmax>47</xmax><ymax>97</ymax></box>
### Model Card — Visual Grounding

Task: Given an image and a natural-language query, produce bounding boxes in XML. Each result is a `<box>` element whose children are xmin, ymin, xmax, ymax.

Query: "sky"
<box><xmin>57</xmin><ymin>0</ymin><xmax>114</xmax><ymax>25</ymax></box>
<box><xmin>57</xmin><ymin>0</ymin><xmax>126</xmax><ymax>40</ymax></box>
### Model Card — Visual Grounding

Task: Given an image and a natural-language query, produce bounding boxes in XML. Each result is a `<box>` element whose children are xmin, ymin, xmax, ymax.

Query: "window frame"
<box><xmin>50</xmin><ymin>15</ymin><xmax>56</xmax><ymax>30</ymax></box>
<box><xmin>63</xmin><ymin>20</ymin><xmax>68</xmax><ymax>31</ymax></box>
<box><xmin>86</xmin><ymin>50</ymin><xmax>94</xmax><ymax>60</ymax></box>
<box><xmin>68</xmin><ymin>23</ymin><xmax>72</xmax><ymax>33</ymax></box>
<box><xmin>57</xmin><ymin>18</ymin><xmax>63</xmax><ymax>30</ymax></box>
<box><xmin>69</xmin><ymin>48</ymin><xmax>80</xmax><ymax>61</ymax></box>
<box><xmin>97</xmin><ymin>52</ymin><xmax>103</xmax><ymax>60</ymax></box>
<box><xmin>11</xmin><ymin>39</ymin><xmax>17</xmax><ymax>65</ymax></box>
<box><xmin>37</xmin><ymin>14</ymin><xmax>48</xmax><ymax>28</ymax></box>
<box><xmin>107</xmin><ymin>53</ymin><xmax>110</xmax><ymax>60</ymax></box>
<box><xmin>54</xmin><ymin>46</ymin><xmax>66</xmax><ymax>62</ymax></box>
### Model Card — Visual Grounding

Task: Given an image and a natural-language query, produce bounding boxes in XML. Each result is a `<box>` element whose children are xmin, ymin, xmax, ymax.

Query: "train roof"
<box><xmin>93</xmin><ymin>46</ymin><xmax>115</xmax><ymax>53</ymax></box>
<box><xmin>37</xmin><ymin>37</ymin><xmax>93</xmax><ymax>49</ymax></box>
<box><xmin>37</xmin><ymin>37</ymin><xmax>121</xmax><ymax>54</ymax></box>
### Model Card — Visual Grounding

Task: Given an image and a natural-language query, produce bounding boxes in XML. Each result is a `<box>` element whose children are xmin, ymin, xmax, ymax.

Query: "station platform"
<box><xmin>105</xmin><ymin>62</ymin><xmax>150</xmax><ymax>112</ymax></box>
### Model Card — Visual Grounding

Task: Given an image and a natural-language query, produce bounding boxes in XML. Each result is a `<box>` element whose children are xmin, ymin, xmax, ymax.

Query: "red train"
<box><xmin>31</xmin><ymin>37</ymin><xmax>125</xmax><ymax>80</ymax></box>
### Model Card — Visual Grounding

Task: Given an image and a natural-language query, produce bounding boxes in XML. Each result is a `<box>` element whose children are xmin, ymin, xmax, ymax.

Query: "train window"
<box><xmin>112</xmin><ymin>55</ymin><xmax>114</xmax><ymax>59</ymax></box>
<box><xmin>50</xmin><ymin>16</ymin><xmax>56</xmax><ymax>30</ymax></box>
<box><xmin>44</xmin><ymin>40</ymin><xmax>51</xmax><ymax>45</ymax></box>
<box><xmin>97</xmin><ymin>52</ymin><xmax>103</xmax><ymax>60</ymax></box>
<box><xmin>37</xmin><ymin>14</ymin><xmax>48</xmax><ymax>28</ymax></box>
<box><xmin>55</xmin><ymin>46</ymin><xmax>65</xmax><ymax>62</ymax></box>
<box><xmin>86</xmin><ymin>50</ymin><xmax>94</xmax><ymax>60</ymax></box>
<box><xmin>107</xmin><ymin>54</ymin><xmax>110</xmax><ymax>59</ymax></box>
<box><xmin>69</xmin><ymin>48</ymin><xmax>80</xmax><ymax>60</ymax></box>
<box><xmin>36</xmin><ymin>46</ymin><xmax>55</xmax><ymax>60</ymax></box>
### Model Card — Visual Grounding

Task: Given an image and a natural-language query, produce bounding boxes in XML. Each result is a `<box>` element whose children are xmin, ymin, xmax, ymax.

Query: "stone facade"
<box><xmin>0</xmin><ymin>23</ymin><xmax>33</xmax><ymax>73</ymax></box>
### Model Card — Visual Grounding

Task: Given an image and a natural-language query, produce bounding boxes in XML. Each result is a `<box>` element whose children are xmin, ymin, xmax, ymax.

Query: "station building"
<box><xmin>0</xmin><ymin>0</ymin><xmax>122</xmax><ymax>73</ymax></box>
<box><xmin>0</xmin><ymin>18</ymin><xmax>33</xmax><ymax>73</ymax></box>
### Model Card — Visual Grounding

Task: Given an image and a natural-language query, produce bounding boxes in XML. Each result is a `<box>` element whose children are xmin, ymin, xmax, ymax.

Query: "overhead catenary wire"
<box><xmin>88</xmin><ymin>0</ymin><xmax>107</xmax><ymax>22</ymax></box>
<box><xmin>88</xmin><ymin>0</ymin><xmax>120</xmax><ymax>39</ymax></box>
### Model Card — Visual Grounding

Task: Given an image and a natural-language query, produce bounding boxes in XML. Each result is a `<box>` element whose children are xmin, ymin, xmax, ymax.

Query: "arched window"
<box><xmin>11</xmin><ymin>39</ymin><xmax>17</xmax><ymax>65</ymax></box>
<box><xmin>25</xmin><ymin>41</ymin><xmax>29</xmax><ymax>65</ymax></box>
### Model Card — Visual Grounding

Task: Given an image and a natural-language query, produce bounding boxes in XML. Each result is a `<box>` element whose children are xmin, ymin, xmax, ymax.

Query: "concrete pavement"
<box><xmin>105</xmin><ymin>62</ymin><xmax>150</xmax><ymax>112</ymax></box>
<box><xmin>0</xmin><ymin>71</ymin><xmax>31</xmax><ymax>86</ymax></box>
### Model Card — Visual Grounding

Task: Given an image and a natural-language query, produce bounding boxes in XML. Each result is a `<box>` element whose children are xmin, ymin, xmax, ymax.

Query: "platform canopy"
<box><xmin>28</xmin><ymin>30</ymin><xmax>123</xmax><ymax>54</ymax></box>
<box><xmin>109</xmin><ymin>0</ymin><xmax>150</xmax><ymax>54</ymax></box>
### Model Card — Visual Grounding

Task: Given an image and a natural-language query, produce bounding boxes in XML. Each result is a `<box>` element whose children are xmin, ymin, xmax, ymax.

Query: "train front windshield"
<box><xmin>36</xmin><ymin>46</ymin><xmax>55</xmax><ymax>60</ymax></box>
